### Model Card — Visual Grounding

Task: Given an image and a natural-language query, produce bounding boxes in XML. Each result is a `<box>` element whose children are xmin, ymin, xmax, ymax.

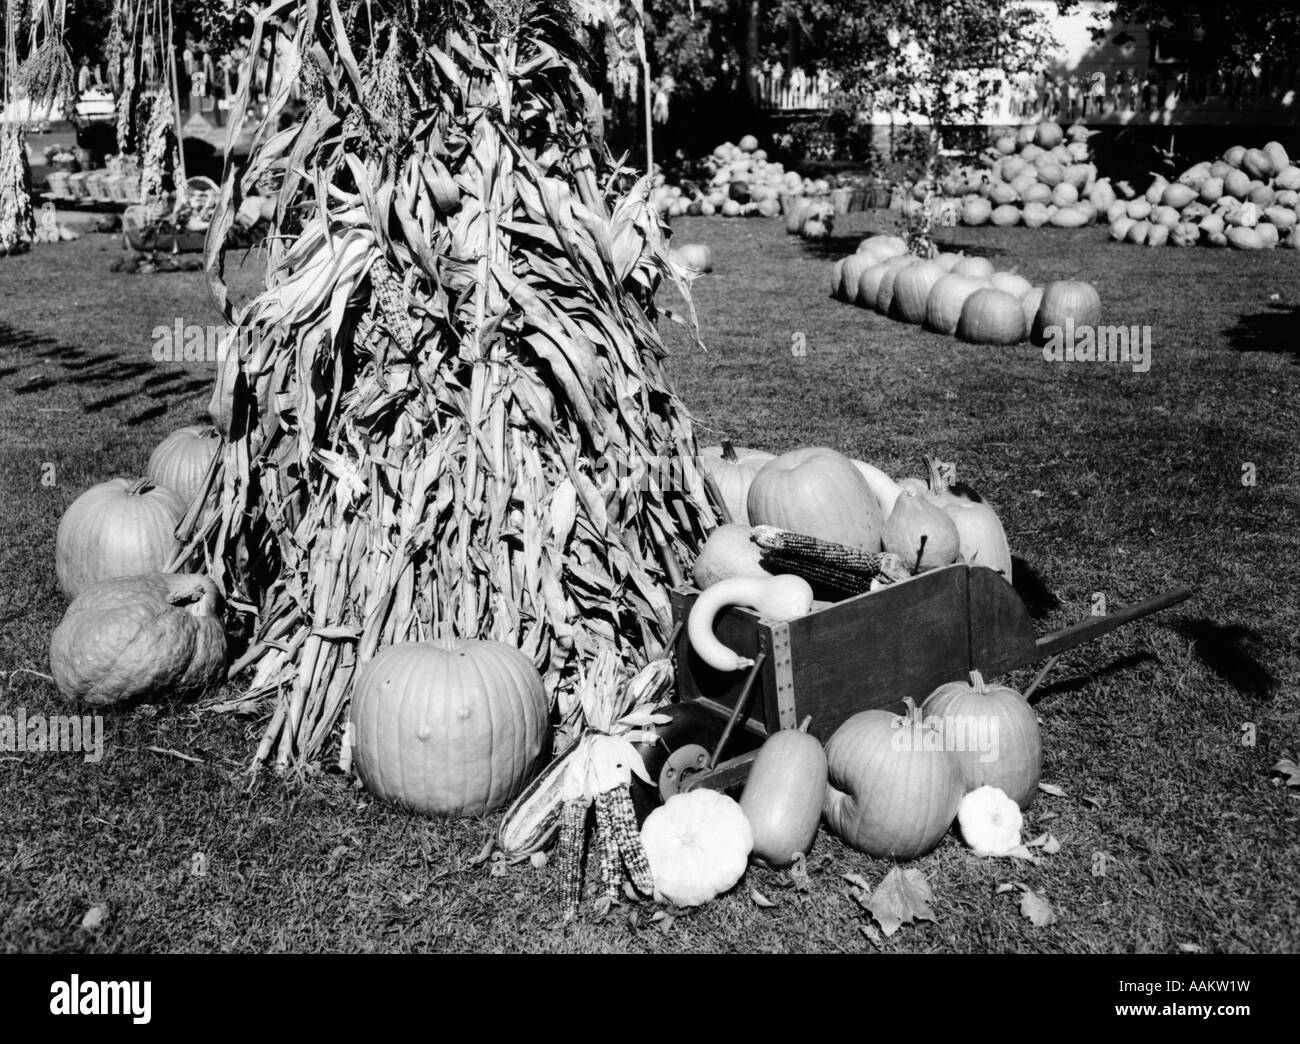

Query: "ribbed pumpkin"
<box><xmin>671</xmin><ymin>243</ymin><xmax>713</xmax><ymax>274</ymax></box>
<box><xmin>855</xmin><ymin>255</ymin><xmax>912</xmax><ymax>309</ymax></box>
<box><xmin>837</xmin><ymin>252</ymin><xmax>878</xmax><ymax>301</ymax></box>
<box><xmin>921</xmin><ymin>670</ymin><xmax>1041</xmax><ymax>810</ymax></box>
<box><xmin>55</xmin><ymin>478</ymin><xmax>186</xmax><ymax>600</ymax></box>
<box><xmin>49</xmin><ymin>572</ymin><xmax>227</xmax><ymax>707</ymax></box>
<box><xmin>747</xmin><ymin>447</ymin><xmax>884</xmax><ymax>551</ymax></box>
<box><xmin>350</xmin><ymin>638</ymin><xmax>550</xmax><ymax>817</ymax></box>
<box><xmin>1030</xmin><ymin>280</ymin><xmax>1101</xmax><ymax>344</ymax></box>
<box><xmin>951</xmin><ymin>256</ymin><xmax>995</xmax><ymax>280</ymax></box>
<box><xmin>874</xmin><ymin>259</ymin><xmax>915</xmax><ymax>316</ymax></box>
<box><xmin>739</xmin><ymin>718</ymin><xmax>828</xmax><ymax>867</ymax></box>
<box><xmin>147</xmin><ymin>425</ymin><xmax>221</xmax><ymax>506</ymax></box>
<box><xmin>925</xmin><ymin>274</ymin><xmax>986</xmax><ymax>336</ymax></box>
<box><xmin>823</xmin><ymin>702</ymin><xmax>963</xmax><ymax>860</ymax></box>
<box><xmin>698</xmin><ymin>441</ymin><xmax>776</xmax><ymax>525</ymax></box>
<box><xmin>989</xmin><ymin>272</ymin><xmax>1032</xmax><ymax>299</ymax></box>
<box><xmin>889</xmin><ymin>260</ymin><xmax>946</xmax><ymax>324</ymax></box>
<box><xmin>641</xmin><ymin>790</ymin><xmax>753</xmax><ymax>906</ymax></box>
<box><xmin>957</xmin><ymin>288</ymin><xmax>1027</xmax><ymax>345</ymax></box>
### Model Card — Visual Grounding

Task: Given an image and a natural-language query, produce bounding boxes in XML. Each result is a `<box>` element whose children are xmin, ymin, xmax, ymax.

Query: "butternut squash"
<box><xmin>740</xmin><ymin>717</ymin><xmax>828</xmax><ymax>867</ymax></box>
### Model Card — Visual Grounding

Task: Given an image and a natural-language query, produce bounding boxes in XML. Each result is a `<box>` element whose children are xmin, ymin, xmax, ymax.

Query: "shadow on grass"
<box><xmin>1172</xmin><ymin>618</ymin><xmax>1276</xmax><ymax>699</ymax></box>
<box><xmin>1224</xmin><ymin>303</ymin><xmax>1300</xmax><ymax>363</ymax></box>
<box><xmin>1031</xmin><ymin>650</ymin><xmax>1157</xmax><ymax>705</ymax></box>
<box><xmin>1012</xmin><ymin>555</ymin><xmax>1061</xmax><ymax>619</ymax></box>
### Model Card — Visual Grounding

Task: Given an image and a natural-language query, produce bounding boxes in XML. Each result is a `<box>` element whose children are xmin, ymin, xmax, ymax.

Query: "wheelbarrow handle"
<box><xmin>1035</xmin><ymin>585</ymin><xmax>1193</xmax><ymax>659</ymax></box>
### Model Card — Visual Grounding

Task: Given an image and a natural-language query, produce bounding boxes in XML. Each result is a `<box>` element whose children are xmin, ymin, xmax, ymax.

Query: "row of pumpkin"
<box><xmin>652</xmin><ymin>135</ymin><xmax>835</xmax><ymax>219</ymax></box>
<box><xmin>1107</xmin><ymin>139</ymin><xmax>1300</xmax><ymax>249</ymax></box>
<box><xmin>829</xmin><ymin>234</ymin><xmax>1102</xmax><ymax>346</ymax></box>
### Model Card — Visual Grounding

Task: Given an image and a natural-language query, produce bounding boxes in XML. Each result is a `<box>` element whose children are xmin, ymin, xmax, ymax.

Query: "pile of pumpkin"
<box><xmin>1105</xmin><ymin>140</ymin><xmax>1300</xmax><ymax>249</ymax></box>
<box><xmin>652</xmin><ymin>135</ymin><xmax>813</xmax><ymax>220</ymax></box>
<box><xmin>830</xmin><ymin>233</ymin><xmax>1102</xmax><ymax>347</ymax></box>
<box><xmin>945</xmin><ymin>121</ymin><xmax>1110</xmax><ymax>229</ymax></box>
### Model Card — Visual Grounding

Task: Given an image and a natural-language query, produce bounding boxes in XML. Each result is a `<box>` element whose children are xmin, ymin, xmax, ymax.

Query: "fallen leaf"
<box><xmin>657</xmin><ymin>912</ymin><xmax>675</xmax><ymax>935</ymax></box>
<box><xmin>80</xmin><ymin>905</ymin><xmax>107</xmax><ymax>931</ymax></box>
<box><xmin>1271</xmin><ymin>754</ymin><xmax>1300</xmax><ymax>787</ymax></box>
<box><xmin>1003</xmin><ymin>845</ymin><xmax>1042</xmax><ymax>863</ymax></box>
<box><xmin>862</xmin><ymin>866</ymin><xmax>937</xmax><ymax>938</ymax></box>
<box><xmin>1037</xmin><ymin>810</ymin><xmax>1059</xmax><ymax>823</ymax></box>
<box><xmin>1025</xmin><ymin>832</ymin><xmax>1062</xmax><ymax>854</ymax></box>
<box><xmin>1019</xmin><ymin>888</ymin><xmax>1056</xmax><ymax>926</ymax></box>
<box><xmin>860</xmin><ymin>921</ymin><xmax>885</xmax><ymax>949</ymax></box>
<box><xmin>1178</xmin><ymin>942</ymin><xmax>1205</xmax><ymax>953</ymax></box>
<box><xmin>995</xmin><ymin>882</ymin><xmax>1020</xmax><ymax>895</ymax></box>
<box><xmin>591</xmin><ymin>895</ymin><xmax>614</xmax><ymax>919</ymax></box>
<box><xmin>787</xmin><ymin>852</ymin><xmax>812</xmax><ymax>892</ymax></box>
<box><xmin>841</xmin><ymin>871</ymin><xmax>872</xmax><ymax>892</ymax></box>
<box><xmin>750</xmin><ymin>887</ymin><xmax>776</xmax><ymax>908</ymax></box>
<box><xmin>469</xmin><ymin>838</ymin><xmax>496</xmax><ymax>866</ymax></box>
<box><xmin>1082</xmin><ymin>794</ymin><xmax>1104</xmax><ymax>809</ymax></box>
<box><xmin>1038</xmin><ymin>782</ymin><xmax>1069</xmax><ymax>798</ymax></box>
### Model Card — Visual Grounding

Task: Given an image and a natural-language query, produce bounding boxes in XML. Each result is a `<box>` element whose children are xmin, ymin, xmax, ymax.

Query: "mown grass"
<box><xmin>0</xmin><ymin>216</ymin><xmax>1296</xmax><ymax>953</ymax></box>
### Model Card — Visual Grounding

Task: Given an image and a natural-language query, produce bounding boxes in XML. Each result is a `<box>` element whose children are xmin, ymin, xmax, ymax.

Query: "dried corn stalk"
<box><xmin>179</xmin><ymin>0</ymin><xmax>711</xmax><ymax>770</ymax></box>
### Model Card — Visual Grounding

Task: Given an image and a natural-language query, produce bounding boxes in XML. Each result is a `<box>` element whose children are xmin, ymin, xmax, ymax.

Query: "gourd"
<box><xmin>687</xmin><ymin>574</ymin><xmax>814</xmax><ymax>671</ymax></box>
<box><xmin>925</xmin><ymin>274</ymin><xmax>986</xmax><ymax>336</ymax></box>
<box><xmin>49</xmin><ymin>572</ymin><xmax>227</xmax><ymax>707</ymax></box>
<box><xmin>740</xmin><ymin>717</ymin><xmax>828</xmax><ymax>867</ymax></box>
<box><xmin>349</xmin><ymin>638</ymin><xmax>550</xmax><ymax>817</ymax></box>
<box><xmin>957</xmin><ymin>288</ymin><xmax>1028</xmax><ymax>345</ymax></box>
<box><xmin>823</xmin><ymin>701</ymin><xmax>963</xmax><ymax>860</ymax></box>
<box><xmin>55</xmin><ymin>478</ymin><xmax>186</xmax><ymax>600</ymax></box>
<box><xmin>698</xmin><ymin>441</ymin><xmax>775</xmax><ymax>525</ymax></box>
<box><xmin>147</xmin><ymin>425</ymin><xmax>221</xmax><ymax>506</ymax></box>
<box><xmin>924</xmin><ymin>456</ymin><xmax>1014</xmax><ymax>583</ymax></box>
<box><xmin>883</xmin><ymin>486</ymin><xmax>961</xmax><ymax>571</ymax></box>
<box><xmin>692</xmin><ymin>523</ymin><xmax>769</xmax><ymax>589</ymax></box>
<box><xmin>1228</xmin><ymin>226</ymin><xmax>1264</xmax><ymax>250</ymax></box>
<box><xmin>921</xmin><ymin>670</ymin><xmax>1041</xmax><ymax>809</ymax></box>
<box><xmin>747</xmin><ymin>447</ymin><xmax>884</xmax><ymax>551</ymax></box>
<box><xmin>990</xmin><ymin>204</ymin><xmax>1020</xmax><ymax>227</ymax></box>
<box><xmin>1022</xmin><ymin>202</ymin><xmax>1050</xmax><ymax>228</ymax></box>
<box><xmin>889</xmin><ymin>260</ymin><xmax>946</xmax><ymax>324</ymax></box>
<box><xmin>1146</xmin><ymin>223</ymin><xmax>1169</xmax><ymax>247</ymax></box>
<box><xmin>1030</xmin><ymin>280</ymin><xmax>1101</xmax><ymax>344</ymax></box>
<box><xmin>1048</xmin><ymin>205</ymin><xmax>1091</xmax><ymax>228</ymax></box>
<box><xmin>640</xmin><ymin>789</ymin><xmax>753</xmax><ymax>907</ymax></box>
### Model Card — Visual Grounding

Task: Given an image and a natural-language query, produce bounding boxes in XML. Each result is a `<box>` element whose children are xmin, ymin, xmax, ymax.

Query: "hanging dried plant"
<box><xmin>174</xmin><ymin>0</ymin><xmax>711</xmax><ymax>771</ymax></box>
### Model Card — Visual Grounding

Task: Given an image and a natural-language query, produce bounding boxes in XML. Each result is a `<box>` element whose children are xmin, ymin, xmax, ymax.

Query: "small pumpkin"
<box><xmin>950</xmin><ymin>255</ymin><xmax>995</xmax><ymax>281</ymax></box>
<box><xmin>921</xmin><ymin>670</ymin><xmax>1041</xmax><ymax>809</ymax></box>
<box><xmin>671</xmin><ymin>243</ymin><xmax>713</xmax><ymax>273</ymax></box>
<box><xmin>55</xmin><ymin>478</ymin><xmax>186</xmax><ymax>600</ymax></box>
<box><xmin>961</xmin><ymin>197</ymin><xmax>992</xmax><ymax>226</ymax></box>
<box><xmin>747</xmin><ymin>447</ymin><xmax>884</xmax><ymax>551</ymax></box>
<box><xmin>740</xmin><ymin>717</ymin><xmax>828</xmax><ymax>867</ymax></box>
<box><xmin>640</xmin><ymin>789</ymin><xmax>753</xmax><ymax>907</ymax></box>
<box><xmin>698</xmin><ymin>441</ymin><xmax>776</xmax><ymax>525</ymax></box>
<box><xmin>147</xmin><ymin>425</ymin><xmax>221</xmax><ymax>506</ymax></box>
<box><xmin>883</xmin><ymin>486</ymin><xmax>961</xmax><ymax>571</ymax></box>
<box><xmin>823</xmin><ymin>701</ymin><xmax>963</xmax><ymax>860</ymax></box>
<box><xmin>49</xmin><ymin>572</ymin><xmax>227</xmax><ymax>707</ymax></box>
<box><xmin>688</xmin><ymin>574</ymin><xmax>814</xmax><ymax>672</ymax></box>
<box><xmin>957</xmin><ymin>785</ymin><xmax>1024</xmax><ymax>856</ymax></box>
<box><xmin>350</xmin><ymin>638</ymin><xmax>550</xmax><ymax>817</ymax></box>
<box><xmin>957</xmin><ymin>288</ymin><xmax>1028</xmax><ymax>346</ymax></box>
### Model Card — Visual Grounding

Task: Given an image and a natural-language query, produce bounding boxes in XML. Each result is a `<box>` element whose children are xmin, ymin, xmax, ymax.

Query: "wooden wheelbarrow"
<box><xmin>656</xmin><ymin>563</ymin><xmax>1191</xmax><ymax>796</ymax></box>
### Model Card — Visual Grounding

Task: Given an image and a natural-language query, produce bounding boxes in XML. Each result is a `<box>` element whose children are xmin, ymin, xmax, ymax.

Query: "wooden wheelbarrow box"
<box><xmin>669</xmin><ymin>564</ymin><xmax>1190</xmax><ymax>792</ymax></box>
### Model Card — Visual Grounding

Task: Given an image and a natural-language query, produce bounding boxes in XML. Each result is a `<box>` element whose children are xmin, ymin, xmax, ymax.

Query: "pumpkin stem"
<box><xmin>127</xmin><ymin>478</ymin><xmax>157</xmax><ymax>496</ymax></box>
<box><xmin>912</xmin><ymin>534</ymin><xmax>928</xmax><ymax>576</ymax></box>
<box><xmin>968</xmin><ymin>670</ymin><xmax>986</xmax><ymax>694</ymax></box>
<box><xmin>900</xmin><ymin>695</ymin><xmax>923</xmax><ymax>727</ymax></box>
<box><xmin>721</xmin><ymin>439</ymin><xmax>738</xmax><ymax>463</ymax></box>
<box><xmin>797</xmin><ymin>715</ymin><xmax>812</xmax><ymax>733</ymax></box>
<box><xmin>924</xmin><ymin>454</ymin><xmax>946</xmax><ymax>493</ymax></box>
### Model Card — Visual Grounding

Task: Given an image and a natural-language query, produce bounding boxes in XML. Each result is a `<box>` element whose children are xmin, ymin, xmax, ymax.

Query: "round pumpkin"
<box><xmin>49</xmin><ymin>572</ymin><xmax>227</xmax><ymax>707</ymax></box>
<box><xmin>747</xmin><ymin>447</ymin><xmax>884</xmax><ymax>551</ymax></box>
<box><xmin>990</xmin><ymin>203</ymin><xmax>1021</xmax><ymax>227</ymax></box>
<box><xmin>837</xmin><ymin>252</ymin><xmax>879</xmax><ymax>301</ymax></box>
<box><xmin>889</xmin><ymin>260</ymin><xmax>946</xmax><ymax>324</ymax></box>
<box><xmin>1031</xmin><ymin>280</ymin><xmax>1101</xmax><ymax>345</ymax></box>
<box><xmin>925</xmin><ymin>274</ymin><xmax>986</xmax><ymax>336</ymax></box>
<box><xmin>739</xmin><ymin>719</ymin><xmax>828</xmax><ymax>867</ymax></box>
<box><xmin>55</xmin><ymin>478</ymin><xmax>186</xmax><ymax>600</ymax></box>
<box><xmin>957</xmin><ymin>288</ymin><xmax>1027</xmax><ymax>345</ymax></box>
<box><xmin>950</xmin><ymin>255</ymin><xmax>995</xmax><ymax>281</ymax></box>
<box><xmin>147</xmin><ymin>425</ymin><xmax>221</xmax><ymax>506</ymax></box>
<box><xmin>823</xmin><ymin>704</ymin><xmax>963</xmax><ymax>860</ymax></box>
<box><xmin>921</xmin><ymin>670</ymin><xmax>1041</xmax><ymax>809</ymax></box>
<box><xmin>961</xmin><ymin>197</ymin><xmax>992</xmax><ymax>226</ymax></box>
<box><xmin>640</xmin><ymin>789</ymin><xmax>753</xmax><ymax>906</ymax></box>
<box><xmin>698</xmin><ymin>441</ymin><xmax>776</xmax><ymax>525</ymax></box>
<box><xmin>874</xmin><ymin>259</ymin><xmax>916</xmax><ymax>316</ymax></box>
<box><xmin>350</xmin><ymin>638</ymin><xmax>550</xmax><ymax>817</ymax></box>
<box><xmin>671</xmin><ymin>243</ymin><xmax>713</xmax><ymax>273</ymax></box>
<box><xmin>989</xmin><ymin>271</ymin><xmax>1032</xmax><ymax>299</ymax></box>
<box><xmin>855</xmin><ymin>255</ymin><xmax>913</xmax><ymax>309</ymax></box>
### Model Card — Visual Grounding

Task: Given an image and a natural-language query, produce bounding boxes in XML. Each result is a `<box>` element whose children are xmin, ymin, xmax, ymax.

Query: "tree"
<box><xmin>1091</xmin><ymin>2</ymin><xmax>1300</xmax><ymax>76</ymax></box>
<box><xmin>772</xmin><ymin>0</ymin><xmax>1056</xmax><ymax>250</ymax></box>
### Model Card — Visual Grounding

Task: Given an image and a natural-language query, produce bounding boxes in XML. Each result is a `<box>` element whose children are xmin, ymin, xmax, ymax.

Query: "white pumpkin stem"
<box><xmin>797</xmin><ymin>715</ymin><xmax>812</xmax><ymax>733</ymax></box>
<box><xmin>968</xmin><ymin>670</ymin><xmax>987</xmax><ymax>694</ymax></box>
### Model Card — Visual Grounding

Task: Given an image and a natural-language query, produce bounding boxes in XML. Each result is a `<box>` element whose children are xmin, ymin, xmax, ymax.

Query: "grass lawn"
<box><xmin>0</xmin><ymin>215</ymin><xmax>1296</xmax><ymax>953</ymax></box>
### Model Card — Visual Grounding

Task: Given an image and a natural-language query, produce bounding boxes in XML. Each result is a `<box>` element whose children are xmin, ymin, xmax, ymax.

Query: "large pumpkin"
<box><xmin>147</xmin><ymin>425</ymin><xmax>222</xmax><ymax>506</ymax></box>
<box><xmin>55</xmin><ymin>478</ymin><xmax>186</xmax><ymax>600</ymax></box>
<box><xmin>698</xmin><ymin>441</ymin><xmax>775</xmax><ymax>525</ymax></box>
<box><xmin>1030</xmin><ymin>280</ymin><xmax>1101</xmax><ymax>345</ymax></box>
<box><xmin>747</xmin><ymin>447</ymin><xmax>884</xmax><ymax>551</ymax></box>
<box><xmin>957</xmin><ymin>288</ymin><xmax>1028</xmax><ymax>346</ymax></box>
<box><xmin>925</xmin><ymin>274</ymin><xmax>986</xmax><ymax>336</ymax></box>
<box><xmin>350</xmin><ymin>638</ymin><xmax>550</xmax><ymax>817</ymax></box>
<box><xmin>49</xmin><ymin>572</ymin><xmax>227</xmax><ymax>706</ymax></box>
<box><xmin>921</xmin><ymin>670</ymin><xmax>1041</xmax><ymax>809</ymax></box>
<box><xmin>823</xmin><ymin>703</ymin><xmax>963</xmax><ymax>860</ymax></box>
<box><xmin>890</xmin><ymin>260</ymin><xmax>947</xmax><ymax>324</ymax></box>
